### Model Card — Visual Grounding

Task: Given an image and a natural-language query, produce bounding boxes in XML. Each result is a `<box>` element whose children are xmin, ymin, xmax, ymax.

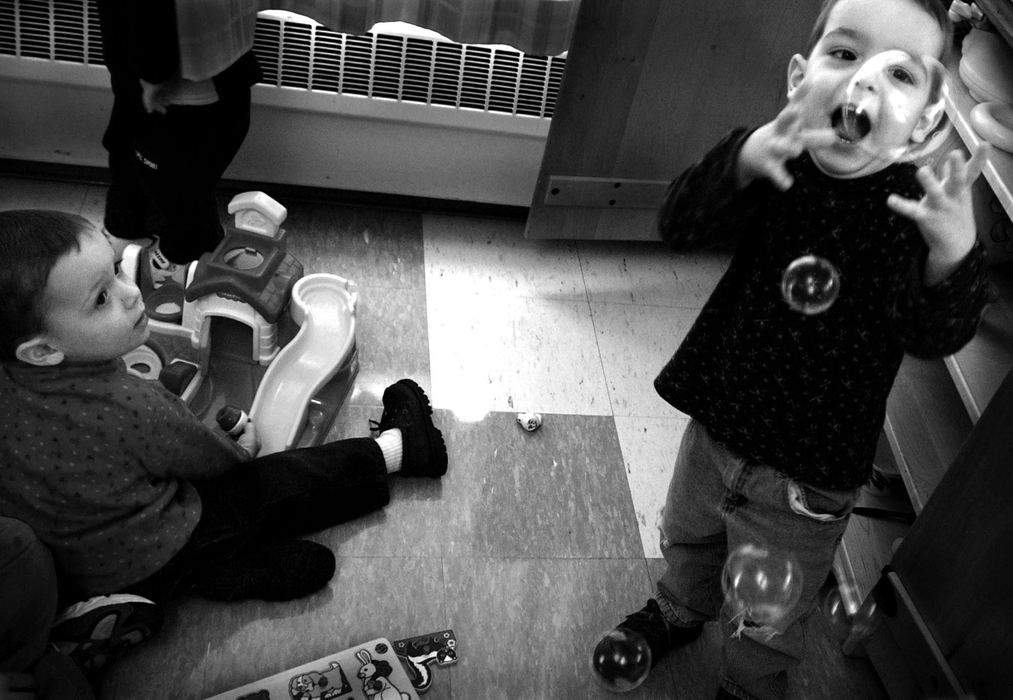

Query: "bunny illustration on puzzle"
<box><xmin>355</xmin><ymin>649</ymin><xmax>411</xmax><ymax>700</ymax></box>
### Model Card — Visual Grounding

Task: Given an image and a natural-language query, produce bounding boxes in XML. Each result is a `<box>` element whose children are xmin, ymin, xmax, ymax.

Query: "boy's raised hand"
<box><xmin>886</xmin><ymin>144</ymin><xmax>989</xmax><ymax>285</ymax></box>
<box><xmin>737</xmin><ymin>80</ymin><xmax>839</xmax><ymax>191</ymax></box>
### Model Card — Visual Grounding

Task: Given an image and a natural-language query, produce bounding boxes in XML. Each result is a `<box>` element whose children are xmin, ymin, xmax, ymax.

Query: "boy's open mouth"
<box><xmin>831</xmin><ymin>105</ymin><xmax>871</xmax><ymax>144</ymax></box>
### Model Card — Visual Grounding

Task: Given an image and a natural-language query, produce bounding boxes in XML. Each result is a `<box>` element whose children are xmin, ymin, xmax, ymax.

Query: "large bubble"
<box><xmin>722</xmin><ymin>543</ymin><xmax>804</xmax><ymax>628</ymax></box>
<box><xmin>591</xmin><ymin>628</ymin><xmax>652</xmax><ymax>692</ymax></box>
<box><xmin>836</xmin><ymin>50</ymin><xmax>946</xmax><ymax>164</ymax></box>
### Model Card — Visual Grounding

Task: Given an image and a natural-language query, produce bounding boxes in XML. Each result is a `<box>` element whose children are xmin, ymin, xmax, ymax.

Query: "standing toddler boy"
<box><xmin>597</xmin><ymin>0</ymin><xmax>991</xmax><ymax>698</ymax></box>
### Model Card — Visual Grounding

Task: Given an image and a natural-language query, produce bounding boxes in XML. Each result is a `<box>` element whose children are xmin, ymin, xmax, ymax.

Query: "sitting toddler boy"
<box><xmin>0</xmin><ymin>209</ymin><xmax>447</xmax><ymax>674</ymax></box>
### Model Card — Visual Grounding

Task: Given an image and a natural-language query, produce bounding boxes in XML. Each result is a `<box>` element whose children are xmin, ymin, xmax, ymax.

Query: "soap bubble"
<box><xmin>722</xmin><ymin>543</ymin><xmax>804</xmax><ymax>627</ymax></box>
<box><xmin>781</xmin><ymin>255</ymin><xmax>840</xmax><ymax>314</ymax></box>
<box><xmin>838</xmin><ymin>50</ymin><xmax>946</xmax><ymax>164</ymax></box>
<box><xmin>591</xmin><ymin>628</ymin><xmax>652</xmax><ymax>692</ymax></box>
<box><xmin>820</xmin><ymin>584</ymin><xmax>854</xmax><ymax>642</ymax></box>
<box><xmin>846</xmin><ymin>596</ymin><xmax>880</xmax><ymax>643</ymax></box>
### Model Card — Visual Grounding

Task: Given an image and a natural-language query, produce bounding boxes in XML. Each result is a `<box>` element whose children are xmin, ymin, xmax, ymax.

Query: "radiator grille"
<box><xmin>0</xmin><ymin>0</ymin><xmax>102</xmax><ymax>64</ymax></box>
<box><xmin>0</xmin><ymin>0</ymin><xmax>564</xmax><ymax>118</ymax></box>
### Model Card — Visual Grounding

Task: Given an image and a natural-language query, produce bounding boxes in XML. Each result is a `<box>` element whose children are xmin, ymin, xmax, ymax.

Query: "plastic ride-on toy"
<box><xmin>120</xmin><ymin>192</ymin><xmax>359</xmax><ymax>455</ymax></box>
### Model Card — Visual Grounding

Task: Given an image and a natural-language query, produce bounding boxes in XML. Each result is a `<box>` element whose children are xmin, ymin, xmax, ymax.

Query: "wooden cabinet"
<box><xmin>523</xmin><ymin>0</ymin><xmax>819</xmax><ymax>240</ymax></box>
<box><xmin>833</xmin><ymin>3</ymin><xmax>1013</xmax><ymax>696</ymax></box>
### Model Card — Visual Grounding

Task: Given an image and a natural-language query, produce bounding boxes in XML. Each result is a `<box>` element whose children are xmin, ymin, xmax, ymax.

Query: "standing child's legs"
<box><xmin>717</xmin><ymin>467</ymin><xmax>856</xmax><ymax>700</ymax></box>
<box><xmin>656</xmin><ymin>419</ymin><xmax>734</xmax><ymax>626</ymax></box>
<box><xmin>658</xmin><ymin>420</ymin><xmax>857</xmax><ymax>700</ymax></box>
<box><xmin>143</xmin><ymin>92</ymin><xmax>252</xmax><ymax>265</ymax></box>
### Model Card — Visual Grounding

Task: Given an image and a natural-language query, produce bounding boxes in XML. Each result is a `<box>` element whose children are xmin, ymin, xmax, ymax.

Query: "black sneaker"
<box><xmin>373</xmin><ymin>379</ymin><xmax>447</xmax><ymax>478</ymax></box>
<box><xmin>604</xmin><ymin>598</ymin><xmax>703</xmax><ymax>669</ymax></box>
<box><xmin>51</xmin><ymin>594</ymin><xmax>163</xmax><ymax>674</ymax></box>
<box><xmin>194</xmin><ymin>540</ymin><xmax>336</xmax><ymax>602</ymax></box>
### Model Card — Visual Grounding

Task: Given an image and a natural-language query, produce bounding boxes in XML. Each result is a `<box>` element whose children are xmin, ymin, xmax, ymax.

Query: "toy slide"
<box><xmin>249</xmin><ymin>273</ymin><xmax>358</xmax><ymax>455</ymax></box>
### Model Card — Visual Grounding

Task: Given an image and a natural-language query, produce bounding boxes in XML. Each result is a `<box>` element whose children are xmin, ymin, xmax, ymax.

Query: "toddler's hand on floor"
<box><xmin>737</xmin><ymin>81</ymin><xmax>838</xmax><ymax>191</ymax></box>
<box><xmin>236</xmin><ymin>421</ymin><xmax>260</xmax><ymax>458</ymax></box>
<box><xmin>887</xmin><ymin>144</ymin><xmax>989</xmax><ymax>285</ymax></box>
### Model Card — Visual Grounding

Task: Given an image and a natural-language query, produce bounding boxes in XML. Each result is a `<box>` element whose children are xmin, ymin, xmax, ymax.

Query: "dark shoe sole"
<box><xmin>51</xmin><ymin>594</ymin><xmax>163</xmax><ymax>674</ymax></box>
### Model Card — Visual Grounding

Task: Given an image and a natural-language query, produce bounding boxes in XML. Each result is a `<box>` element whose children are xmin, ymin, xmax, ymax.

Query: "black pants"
<box><xmin>102</xmin><ymin>86</ymin><xmax>252</xmax><ymax>263</ymax></box>
<box><xmin>123</xmin><ymin>438</ymin><xmax>390</xmax><ymax>603</ymax></box>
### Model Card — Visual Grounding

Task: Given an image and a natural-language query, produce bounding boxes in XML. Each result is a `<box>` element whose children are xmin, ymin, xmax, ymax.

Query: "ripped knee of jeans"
<box><xmin>728</xmin><ymin>611</ymin><xmax>781</xmax><ymax>642</ymax></box>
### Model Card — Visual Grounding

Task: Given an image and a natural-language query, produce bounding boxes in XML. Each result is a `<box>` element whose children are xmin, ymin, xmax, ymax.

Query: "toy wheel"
<box><xmin>122</xmin><ymin>342</ymin><xmax>166</xmax><ymax>381</ymax></box>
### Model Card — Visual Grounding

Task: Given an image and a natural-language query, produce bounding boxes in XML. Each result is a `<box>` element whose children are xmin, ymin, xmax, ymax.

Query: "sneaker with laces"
<box><xmin>372</xmin><ymin>379</ymin><xmax>447</xmax><ymax>478</ymax></box>
<box><xmin>136</xmin><ymin>242</ymin><xmax>186</xmax><ymax>323</ymax></box>
<box><xmin>50</xmin><ymin>594</ymin><xmax>163</xmax><ymax>674</ymax></box>
<box><xmin>601</xmin><ymin>598</ymin><xmax>703</xmax><ymax>670</ymax></box>
<box><xmin>147</xmin><ymin>244</ymin><xmax>187</xmax><ymax>289</ymax></box>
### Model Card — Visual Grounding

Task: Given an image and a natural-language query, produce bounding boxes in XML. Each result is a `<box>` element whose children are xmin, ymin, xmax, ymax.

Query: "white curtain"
<box><xmin>175</xmin><ymin>0</ymin><xmax>579</xmax><ymax>80</ymax></box>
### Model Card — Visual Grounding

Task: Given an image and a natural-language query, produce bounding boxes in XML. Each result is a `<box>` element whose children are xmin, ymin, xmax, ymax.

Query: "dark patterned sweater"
<box><xmin>654</xmin><ymin>129</ymin><xmax>989</xmax><ymax>490</ymax></box>
<box><xmin>0</xmin><ymin>359</ymin><xmax>248</xmax><ymax>595</ymax></box>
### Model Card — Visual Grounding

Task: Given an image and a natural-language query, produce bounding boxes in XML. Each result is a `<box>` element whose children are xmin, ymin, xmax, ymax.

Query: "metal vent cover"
<box><xmin>0</xmin><ymin>0</ymin><xmax>564</xmax><ymax>118</ymax></box>
<box><xmin>0</xmin><ymin>0</ymin><xmax>103</xmax><ymax>64</ymax></box>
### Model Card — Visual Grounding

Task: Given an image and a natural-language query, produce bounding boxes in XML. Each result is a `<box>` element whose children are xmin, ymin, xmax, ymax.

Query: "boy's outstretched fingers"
<box><xmin>800</xmin><ymin>128</ymin><xmax>840</xmax><ymax>152</ymax></box>
<box><xmin>739</xmin><ymin>75</ymin><xmax>841</xmax><ymax>192</ymax></box>
<box><xmin>964</xmin><ymin>142</ymin><xmax>990</xmax><ymax>185</ymax></box>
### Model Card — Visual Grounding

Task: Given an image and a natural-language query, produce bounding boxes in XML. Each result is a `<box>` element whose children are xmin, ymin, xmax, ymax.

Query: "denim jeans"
<box><xmin>657</xmin><ymin>420</ymin><xmax>858</xmax><ymax>700</ymax></box>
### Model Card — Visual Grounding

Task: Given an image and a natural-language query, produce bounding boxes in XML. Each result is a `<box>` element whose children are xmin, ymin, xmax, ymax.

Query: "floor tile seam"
<box><xmin>422</xmin><ymin>285</ymin><xmax>710</xmax><ymax>309</ymax></box>
<box><xmin>587</xmin><ymin>298</ymin><xmax>706</xmax><ymax>311</ymax></box>
<box><xmin>423</xmin><ymin>284</ymin><xmax>595</xmax><ymax>305</ymax></box>
<box><xmin>572</xmin><ymin>242</ymin><xmax>617</xmax><ymax>422</ymax></box>
<box><xmin>612</xmin><ymin>408</ymin><xmax>689</xmax><ymax>417</ymax></box>
<box><xmin>420</xmin><ymin>555</ymin><xmax>654</xmax><ymax>562</ymax></box>
<box><xmin>331</xmin><ymin>554</ymin><xmax>446</xmax><ymax>560</ymax></box>
<box><xmin>354</xmin><ymin>281</ymin><xmax>428</xmax><ymax>295</ymax></box>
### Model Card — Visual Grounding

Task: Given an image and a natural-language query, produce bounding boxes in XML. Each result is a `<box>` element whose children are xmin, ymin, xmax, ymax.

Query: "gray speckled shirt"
<box><xmin>655</xmin><ymin>129</ymin><xmax>989</xmax><ymax>490</ymax></box>
<box><xmin>0</xmin><ymin>359</ymin><xmax>248</xmax><ymax>595</ymax></box>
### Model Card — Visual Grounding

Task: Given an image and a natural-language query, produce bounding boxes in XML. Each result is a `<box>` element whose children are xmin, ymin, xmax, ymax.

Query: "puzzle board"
<box><xmin>205</xmin><ymin>637</ymin><xmax>419</xmax><ymax>700</ymax></box>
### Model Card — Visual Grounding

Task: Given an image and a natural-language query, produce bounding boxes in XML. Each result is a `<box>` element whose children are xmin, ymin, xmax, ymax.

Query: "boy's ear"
<box><xmin>15</xmin><ymin>336</ymin><xmax>65</xmax><ymax>366</ymax></box>
<box><xmin>911</xmin><ymin>99</ymin><xmax>945</xmax><ymax>144</ymax></box>
<box><xmin>787</xmin><ymin>53</ymin><xmax>807</xmax><ymax>98</ymax></box>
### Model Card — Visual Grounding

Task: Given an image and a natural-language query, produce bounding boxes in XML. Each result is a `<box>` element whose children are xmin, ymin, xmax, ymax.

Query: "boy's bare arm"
<box><xmin>886</xmin><ymin>144</ymin><xmax>990</xmax><ymax>286</ymax></box>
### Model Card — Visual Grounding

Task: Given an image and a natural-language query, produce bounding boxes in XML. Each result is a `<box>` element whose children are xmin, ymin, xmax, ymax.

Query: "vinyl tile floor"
<box><xmin>0</xmin><ymin>175</ymin><xmax>888</xmax><ymax>700</ymax></box>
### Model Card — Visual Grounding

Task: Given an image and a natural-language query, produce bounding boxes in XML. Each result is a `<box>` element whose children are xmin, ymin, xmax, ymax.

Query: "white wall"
<box><xmin>0</xmin><ymin>55</ymin><xmax>549</xmax><ymax>207</ymax></box>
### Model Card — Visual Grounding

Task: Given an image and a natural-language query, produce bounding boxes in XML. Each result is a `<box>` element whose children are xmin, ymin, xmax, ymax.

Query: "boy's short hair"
<box><xmin>805</xmin><ymin>0</ymin><xmax>954</xmax><ymax>100</ymax></box>
<box><xmin>0</xmin><ymin>210</ymin><xmax>90</xmax><ymax>361</ymax></box>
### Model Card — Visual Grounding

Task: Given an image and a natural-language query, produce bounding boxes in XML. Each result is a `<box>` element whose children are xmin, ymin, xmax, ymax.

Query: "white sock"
<box><xmin>374</xmin><ymin>429</ymin><xmax>403</xmax><ymax>474</ymax></box>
